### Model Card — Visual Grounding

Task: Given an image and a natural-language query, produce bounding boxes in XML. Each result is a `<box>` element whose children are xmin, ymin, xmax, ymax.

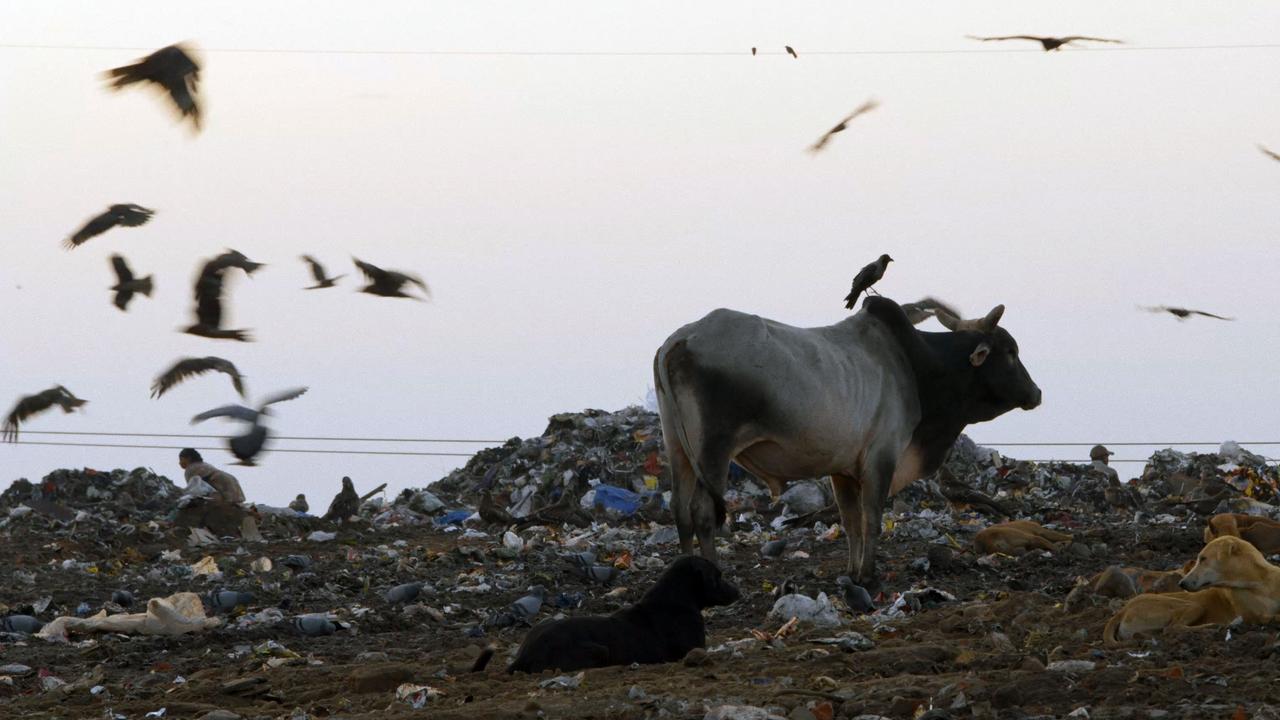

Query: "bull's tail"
<box><xmin>654</xmin><ymin>339</ymin><xmax>726</xmax><ymax>529</ymax></box>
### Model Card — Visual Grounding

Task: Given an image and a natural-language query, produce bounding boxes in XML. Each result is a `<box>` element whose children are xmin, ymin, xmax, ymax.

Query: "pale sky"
<box><xmin>3</xmin><ymin>2</ymin><xmax>1279</xmax><ymax>507</ymax></box>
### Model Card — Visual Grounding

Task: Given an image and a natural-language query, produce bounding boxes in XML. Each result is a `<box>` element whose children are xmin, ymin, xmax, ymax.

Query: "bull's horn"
<box><xmin>980</xmin><ymin>305</ymin><xmax>1005</xmax><ymax>332</ymax></box>
<box><xmin>935</xmin><ymin>309</ymin><xmax>961</xmax><ymax>331</ymax></box>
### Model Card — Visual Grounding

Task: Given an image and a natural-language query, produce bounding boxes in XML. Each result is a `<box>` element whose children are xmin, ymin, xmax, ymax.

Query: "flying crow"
<box><xmin>109</xmin><ymin>254</ymin><xmax>154</xmax><ymax>311</ymax></box>
<box><xmin>3</xmin><ymin>386</ymin><xmax>88</xmax><ymax>442</ymax></box>
<box><xmin>809</xmin><ymin>99</ymin><xmax>879</xmax><ymax>153</ymax></box>
<box><xmin>105</xmin><ymin>43</ymin><xmax>202</xmax><ymax>129</ymax></box>
<box><xmin>300</xmin><ymin>255</ymin><xmax>345</xmax><ymax>289</ymax></box>
<box><xmin>965</xmin><ymin>35</ymin><xmax>1124</xmax><ymax>51</ymax></box>
<box><xmin>151</xmin><ymin>357</ymin><xmax>246</xmax><ymax>399</ymax></box>
<box><xmin>353</xmin><ymin>258</ymin><xmax>430</xmax><ymax>300</ymax></box>
<box><xmin>65</xmin><ymin>204</ymin><xmax>154</xmax><ymax>249</ymax></box>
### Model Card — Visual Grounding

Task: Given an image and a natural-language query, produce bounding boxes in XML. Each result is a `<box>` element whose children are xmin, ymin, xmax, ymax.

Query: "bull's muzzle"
<box><xmin>1022</xmin><ymin>386</ymin><xmax>1043</xmax><ymax>410</ymax></box>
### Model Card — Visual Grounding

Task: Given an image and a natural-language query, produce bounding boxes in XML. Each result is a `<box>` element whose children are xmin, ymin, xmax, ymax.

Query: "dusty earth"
<box><xmin>2</xmin><ymin>482</ymin><xmax>1279</xmax><ymax>719</ymax></box>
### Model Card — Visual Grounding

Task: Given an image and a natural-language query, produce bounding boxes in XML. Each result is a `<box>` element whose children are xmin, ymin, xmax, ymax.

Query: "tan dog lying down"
<box><xmin>1103</xmin><ymin>536</ymin><xmax>1280</xmax><ymax>644</ymax></box>
<box><xmin>974</xmin><ymin>520</ymin><xmax>1072</xmax><ymax>555</ymax></box>
<box><xmin>1203</xmin><ymin>513</ymin><xmax>1280</xmax><ymax>554</ymax></box>
<box><xmin>37</xmin><ymin>592</ymin><xmax>222</xmax><ymax>642</ymax></box>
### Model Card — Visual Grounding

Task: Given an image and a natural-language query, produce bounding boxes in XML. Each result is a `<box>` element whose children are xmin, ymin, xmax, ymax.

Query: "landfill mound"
<box><xmin>0</xmin><ymin>467</ymin><xmax>183</xmax><ymax>519</ymax></box>
<box><xmin>3</xmin><ymin>409</ymin><xmax>1280</xmax><ymax>719</ymax></box>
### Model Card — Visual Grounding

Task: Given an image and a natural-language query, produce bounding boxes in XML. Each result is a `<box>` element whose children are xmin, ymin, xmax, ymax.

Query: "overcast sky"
<box><xmin>3</xmin><ymin>1</ymin><xmax>1279</xmax><ymax>507</ymax></box>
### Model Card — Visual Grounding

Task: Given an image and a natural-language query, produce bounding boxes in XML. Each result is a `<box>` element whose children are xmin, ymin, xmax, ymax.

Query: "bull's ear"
<box><xmin>970</xmin><ymin>343</ymin><xmax>991</xmax><ymax>367</ymax></box>
<box><xmin>979</xmin><ymin>305</ymin><xmax>1005</xmax><ymax>332</ymax></box>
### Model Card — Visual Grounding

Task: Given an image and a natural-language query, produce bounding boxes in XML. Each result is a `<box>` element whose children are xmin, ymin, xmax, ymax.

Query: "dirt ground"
<box><xmin>3</xmin><ymin>498</ymin><xmax>1280</xmax><ymax>720</ymax></box>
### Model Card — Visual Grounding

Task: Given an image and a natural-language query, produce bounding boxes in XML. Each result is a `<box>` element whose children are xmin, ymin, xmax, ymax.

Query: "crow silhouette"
<box><xmin>109</xmin><ymin>254</ymin><xmax>154</xmax><ymax>311</ymax></box>
<box><xmin>151</xmin><ymin>357</ymin><xmax>246</xmax><ymax>399</ymax></box>
<box><xmin>105</xmin><ymin>44</ymin><xmax>202</xmax><ymax>129</ymax></box>
<box><xmin>966</xmin><ymin>35</ymin><xmax>1123</xmax><ymax>51</ymax></box>
<box><xmin>66</xmin><ymin>204</ymin><xmax>154</xmax><ymax>249</ymax></box>
<box><xmin>3</xmin><ymin>386</ymin><xmax>88</xmax><ymax>442</ymax></box>
<box><xmin>809</xmin><ymin>99</ymin><xmax>879</xmax><ymax>153</ymax></box>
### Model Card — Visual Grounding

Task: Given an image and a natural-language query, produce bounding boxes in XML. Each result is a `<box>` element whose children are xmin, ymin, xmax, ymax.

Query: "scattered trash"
<box><xmin>306</xmin><ymin>531</ymin><xmax>336</xmax><ymax>542</ymax></box>
<box><xmin>769</xmin><ymin>592</ymin><xmax>843</xmax><ymax>628</ymax></box>
<box><xmin>395</xmin><ymin>683</ymin><xmax>442</xmax><ymax>708</ymax></box>
<box><xmin>539</xmin><ymin>671</ymin><xmax>585</xmax><ymax>690</ymax></box>
<box><xmin>37</xmin><ymin>592</ymin><xmax>223</xmax><ymax>641</ymax></box>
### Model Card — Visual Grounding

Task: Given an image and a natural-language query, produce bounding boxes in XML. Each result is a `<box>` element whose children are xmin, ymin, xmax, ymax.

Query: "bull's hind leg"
<box><xmin>667</xmin><ymin>437</ymin><xmax>699</xmax><ymax>556</ymax></box>
<box><xmin>690</xmin><ymin>439</ymin><xmax>733</xmax><ymax>562</ymax></box>
<box><xmin>830</xmin><ymin>474</ymin><xmax>864</xmax><ymax>578</ymax></box>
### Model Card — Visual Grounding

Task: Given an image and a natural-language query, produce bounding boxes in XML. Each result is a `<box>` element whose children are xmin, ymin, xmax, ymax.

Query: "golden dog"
<box><xmin>974</xmin><ymin>520</ymin><xmax>1073</xmax><ymax>555</ymax></box>
<box><xmin>1203</xmin><ymin>513</ymin><xmax>1280</xmax><ymax>555</ymax></box>
<box><xmin>1103</xmin><ymin>536</ymin><xmax>1280</xmax><ymax>644</ymax></box>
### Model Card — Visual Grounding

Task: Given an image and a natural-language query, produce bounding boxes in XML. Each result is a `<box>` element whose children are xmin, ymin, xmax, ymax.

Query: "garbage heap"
<box><xmin>0</xmin><ymin>467</ymin><xmax>182</xmax><ymax>521</ymax></box>
<box><xmin>420</xmin><ymin>406</ymin><xmax>673</xmax><ymax>519</ymax></box>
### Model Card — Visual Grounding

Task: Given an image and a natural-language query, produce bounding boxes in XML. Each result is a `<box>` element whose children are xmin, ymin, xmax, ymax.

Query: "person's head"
<box><xmin>179</xmin><ymin>448</ymin><xmax>203</xmax><ymax>469</ymax></box>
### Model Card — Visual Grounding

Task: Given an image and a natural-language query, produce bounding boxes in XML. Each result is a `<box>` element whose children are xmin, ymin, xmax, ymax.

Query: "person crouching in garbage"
<box><xmin>179</xmin><ymin>448</ymin><xmax>246</xmax><ymax>505</ymax></box>
<box><xmin>174</xmin><ymin>449</ymin><xmax>260</xmax><ymax>539</ymax></box>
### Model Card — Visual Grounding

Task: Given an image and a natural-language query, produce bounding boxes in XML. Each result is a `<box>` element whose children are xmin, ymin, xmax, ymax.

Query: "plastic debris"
<box><xmin>539</xmin><ymin>671</ymin><xmax>585</xmax><ymax>690</ymax></box>
<box><xmin>395</xmin><ymin>683</ymin><xmax>442</xmax><ymax>708</ymax></box>
<box><xmin>769</xmin><ymin>592</ymin><xmax>843</xmax><ymax>627</ymax></box>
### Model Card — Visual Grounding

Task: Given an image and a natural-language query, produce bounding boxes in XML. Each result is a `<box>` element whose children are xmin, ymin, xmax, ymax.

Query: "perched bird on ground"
<box><xmin>323</xmin><ymin>476</ymin><xmax>361</xmax><ymax>522</ymax></box>
<box><xmin>190</xmin><ymin>387</ymin><xmax>308</xmax><ymax>465</ymax></box>
<box><xmin>3</xmin><ymin>386</ymin><xmax>88</xmax><ymax>442</ymax></box>
<box><xmin>185</xmin><ymin>250</ymin><xmax>264</xmax><ymax>341</ymax></box>
<box><xmin>785</xmin><ymin>45</ymin><xmax>798</xmax><ymax>58</ymax></box>
<box><xmin>385</xmin><ymin>582</ymin><xmax>425</xmax><ymax>604</ymax></box>
<box><xmin>300</xmin><ymin>255</ymin><xmax>345</xmax><ymax>289</ymax></box>
<box><xmin>1140</xmin><ymin>305</ymin><xmax>1234</xmax><ymax>321</ymax></box>
<box><xmin>105</xmin><ymin>43</ymin><xmax>202</xmax><ymax>129</ymax></box>
<box><xmin>109</xmin><ymin>254</ymin><xmax>154</xmax><ymax>311</ymax></box>
<box><xmin>487</xmin><ymin>585</ymin><xmax>548</xmax><ymax>628</ymax></box>
<box><xmin>289</xmin><ymin>494</ymin><xmax>309</xmax><ymax>513</ymax></box>
<box><xmin>65</xmin><ymin>204</ymin><xmax>154</xmax><ymax>249</ymax></box>
<box><xmin>1259</xmin><ymin>144</ymin><xmax>1280</xmax><ymax>163</ymax></box>
<box><xmin>206</xmin><ymin>589</ymin><xmax>253</xmax><ymax>613</ymax></box>
<box><xmin>965</xmin><ymin>35</ymin><xmax>1123</xmax><ymax>51</ymax></box>
<box><xmin>836</xmin><ymin>576</ymin><xmax>876</xmax><ymax>613</ymax></box>
<box><xmin>843</xmin><ymin>254</ymin><xmax>893</xmax><ymax>309</ymax></box>
<box><xmin>900</xmin><ymin>296</ymin><xmax>962</xmax><ymax>325</ymax></box>
<box><xmin>809</xmin><ymin>99</ymin><xmax>879</xmax><ymax>153</ymax></box>
<box><xmin>151</xmin><ymin>356</ymin><xmax>246</xmax><ymax>399</ymax></box>
<box><xmin>353</xmin><ymin>258</ymin><xmax>430</xmax><ymax>300</ymax></box>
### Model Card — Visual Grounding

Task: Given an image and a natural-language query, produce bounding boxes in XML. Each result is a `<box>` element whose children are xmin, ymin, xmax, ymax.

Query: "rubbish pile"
<box><xmin>421</xmin><ymin>406</ymin><xmax>674</xmax><ymax>520</ymax></box>
<box><xmin>0</xmin><ymin>467</ymin><xmax>181</xmax><ymax>520</ymax></box>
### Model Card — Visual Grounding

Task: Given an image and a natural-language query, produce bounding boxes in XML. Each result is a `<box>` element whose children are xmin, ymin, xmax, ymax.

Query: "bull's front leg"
<box><xmin>856</xmin><ymin>491</ymin><xmax>885</xmax><ymax>592</ymax></box>
<box><xmin>828</xmin><ymin>474</ymin><xmax>864</xmax><ymax>577</ymax></box>
<box><xmin>854</xmin><ymin>458</ymin><xmax>895</xmax><ymax>592</ymax></box>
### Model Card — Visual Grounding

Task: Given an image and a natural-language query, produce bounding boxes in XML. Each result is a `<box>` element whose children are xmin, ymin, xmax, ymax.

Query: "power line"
<box><xmin>1</xmin><ymin>42</ymin><xmax>1279</xmax><ymax>57</ymax></box>
<box><xmin>4</xmin><ymin>440</ymin><xmax>1273</xmax><ymax>465</ymax></box>
<box><xmin>973</xmin><ymin>441</ymin><xmax>1280</xmax><ymax>447</ymax></box>
<box><xmin>7</xmin><ymin>440</ymin><xmax>475</xmax><ymax>458</ymax></box>
<box><xmin>17</xmin><ymin>430</ymin><xmax>506</xmax><ymax>444</ymax></box>
<box><xmin>17</xmin><ymin>430</ymin><xmax>1280</xmax><ymax>448</ymax></box>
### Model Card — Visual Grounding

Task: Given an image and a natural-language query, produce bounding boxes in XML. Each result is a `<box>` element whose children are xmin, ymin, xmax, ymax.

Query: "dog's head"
<box><xmin>646</xmin><ymin>556</ymin><xmax>740</xmax><ymax>609</ymax></box>
<box><xmin>1180</xmin><ymin>536</ymin><xmax>1266</xmax><ymax>591</ymax></box>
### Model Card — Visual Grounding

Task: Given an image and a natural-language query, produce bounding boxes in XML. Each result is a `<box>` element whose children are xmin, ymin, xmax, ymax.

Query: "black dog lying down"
<box><xmin>473</xmin><ymin>556</ymin><xmax>739</xmax><ymax>673</ymax></box>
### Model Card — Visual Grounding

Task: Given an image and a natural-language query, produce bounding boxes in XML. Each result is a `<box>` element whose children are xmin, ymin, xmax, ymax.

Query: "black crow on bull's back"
<box><xmin>654</xmin><ymin>297</ymin><xmax>1040</xmax><ymax>591</ymax></box>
